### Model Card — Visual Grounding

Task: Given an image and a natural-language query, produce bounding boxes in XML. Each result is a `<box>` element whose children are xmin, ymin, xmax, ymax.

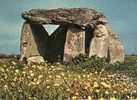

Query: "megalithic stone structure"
<box><xmin>20</xmin><ymin>8</ymin><xmax>125</xmax><ymax>63</ymax></box>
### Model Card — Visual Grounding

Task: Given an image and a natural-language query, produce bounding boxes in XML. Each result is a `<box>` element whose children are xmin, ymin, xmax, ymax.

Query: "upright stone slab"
<box><xmin>89</xmin><ymin>25</ymin><xmax>125</xmax><ymax>63</ymax></box>
<box><xmin>63</xmin><ymin>25</ymin><xmax>85</xmax><ymax>62</ymax></box>
<box><xmin>89</xmin><ymin>25</ymin><xmax>109</xmax><ymax>58</ymax></box>
<box><xmin>20</xmin><ymin>21</ymin><xmax>49</xmax><ymax>61</ymax></box>
<box><xmin>107</xmin><ymin>27</ymin><xmax>125</xmax><ymax>63</ymax></box>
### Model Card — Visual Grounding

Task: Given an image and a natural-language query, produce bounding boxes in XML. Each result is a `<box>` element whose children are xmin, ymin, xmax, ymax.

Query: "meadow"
<box><xmin>0</xmin><ymin>55</ymin><xmax>137</xmax><ymax>100</ymax></box>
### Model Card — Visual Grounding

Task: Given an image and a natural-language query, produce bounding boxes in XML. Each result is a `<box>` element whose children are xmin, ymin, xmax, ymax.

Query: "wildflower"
<box><xmin>82</xmin><ymin>69</ymin><xmax>86</xmax><ymax>72</ymax></box>
<box><xmin>4</xmin><ymin>85</ymin><xmax>8</xmax><ymax>89</ymax></box>
<box><xmin>72</xmin><ymin>96</ymin><xmax>77</xmax><ymax>100</ymax></box>
<box><xmin>37</xmin><ymin>65</ymin><xmax>42</xmax><ymax>70</ymax></box>
<box><xmin>75</xmin><ymin>92</ymin><xmax>79</xmax><ymax>96</ymax></box>
<box><xmin>61</xmin><ymin>72</ymin><xmax>65</xmax><ymax>76</ymax></box>
<box><xmin>83</xmin><ymin>74</ymin><xmax>86</xmax><ymax>78</ymax></box>
<box><xmin>49</xmin><ymin>75</ymin><xmax>52</xmax><ymax>78</ymax></box>
<box><xmin>87</xmin><ymin>74</ymin><xmax>90</xmax><ymax>79</ymax></box>
<box><xmin>95</xmin><ymin>89</ymin><xmax>100</xmax><ymax>93</ymax></box>
<box><xmin>0</xmin><ymin>67</ymin><xmax>5</xmax><ymax>72</ymax></box>
<box><xmin>47</xmin><ymin>86</ymin><xmax>50</xmax><ymax>89</ymax></box>
<box><xmin>36</xmin><ymin>81</ymin><xmax>40</xmax><ymax>85</ymax></box>
<box><xmin>54</xmin><ymin>83</ymin><xmax>60</xmax><ymax>87</ymax></box>
<box><xmin>30</xmin><ymin>73</ymin><xmax>34</xmax><ymax>77</ymax></box>
<box><xmin>38</xmin><ymin>75</ymin><xmax>43</xmax><ymax>79</ymax></box>
<box><xmin>67</xmin><ymin>88</ymin><xmax>70</xmax><ymax>91</ymax></box>
<box><xmin>56</xmin><ymin>75</ymin><xmax>61</xmax><ymax>79</ymax></box>
<box><xmin>105</xmin><ymin>90</ymin><xmax>109</xmax><ymax>95</ymax></box>
<box><xmin>101</xmin><ymin>81</ymin><xmax>111</xmax><ymax>88</ymax></box>
<box><xmin>93</xmin><ymin>82</ymin><xmax>99</xmax><ymax>88</ymax></box>
<box><xmin>85</xmin><ymin>86</ymin><xmax>88</xmax><ymax>90</ymax></box>
<box><xmin>88</xmin><ymin>96</ymin><xmax>92</xmax><ymax>100</ymax></box>
<box><xmin>46</xmin><ymin>79</ymin><xmax>49</xmax><ymax>82</ymax></box>
<box><xmin>15</xmin><ymin>69</ymin><xmax>19</xmax><ymax>73</ymax></box>
<box><xmin>110</xmin><ymin>97</ymin><xmax>117</xmax><ymax>100</ymax></box>
<box><xmin>95</xmin><ymin>71</ymin><xmax>98</xmax><ymax>74</ymax></box>
<box><xmin>99</xmin><ymin>98</ymin><xmax>104</xmax><ymax>100</ymax></box>
<box><xmin>113</xmin><ymin>90</ymin><xmax>117</xmax><ymax>94</ymax></box>
<box><xmin>11</xmin><ymin>61</ymin><xmax>16</xmax><ymax>65</ymax></box>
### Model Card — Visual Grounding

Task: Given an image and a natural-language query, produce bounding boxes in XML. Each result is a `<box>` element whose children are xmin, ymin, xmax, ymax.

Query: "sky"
<box><xmin>0</xmin><ymin>0</ymin><xmax>137</xmax><ymax>55</ymax></box>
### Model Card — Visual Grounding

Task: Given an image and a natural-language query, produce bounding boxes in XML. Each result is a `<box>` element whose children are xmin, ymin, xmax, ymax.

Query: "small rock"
<box><xmin>27</xmin><ymin>56</ymin><xmax>45</xmax><ymax>63</ymax></box>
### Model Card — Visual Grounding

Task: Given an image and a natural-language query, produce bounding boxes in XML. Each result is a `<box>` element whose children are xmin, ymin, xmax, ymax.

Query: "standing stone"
<box><xmin>20</xmin><ymin>21</ymin><xmax>49</xmax><ymax>61</ymax></box>
<box><xmin>107</xmin><ymin>27</ymin><xmax>125</xmax><ymax>63</ymax></box>
<box><xmin>89</xmin><ymin>24</ymin><xmax>125</xmax><ymax>64</ymax></box>
<box><xmin>89</xmin><ymin>24</ymin><xmax>109</xmax><ymax>58</ymax></box>
<box><xmin>63</xmin><ymin>25</ymin><xmax>85</xmax><ymax>62</ymax></box>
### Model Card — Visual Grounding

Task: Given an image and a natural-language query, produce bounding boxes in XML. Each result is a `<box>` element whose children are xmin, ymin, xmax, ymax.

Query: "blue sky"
<box><xmin>0</xmin><ymin>0</ymin><xmax>137</xmax><ymax>55</ymax></box>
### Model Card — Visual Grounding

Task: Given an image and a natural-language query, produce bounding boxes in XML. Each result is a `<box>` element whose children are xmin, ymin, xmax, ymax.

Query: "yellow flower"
<box><xmin>95</xmin><ymin>89</ymin><xmax>100</xmax><ymax>93</ymax></box>
<box><xmin>66</xmin><ymin>88</ymin><xmax>70</xmax><ymax>91</ymax></box>
<box><xmin>49</xmin><ymin>75</ymin><xmax>52</xmax><ymax>78</ymax></box>
<box><xmin>75</xmin><ymin>92</ymin><xmax>79</xmax><ymax>96</ymax></box>
<box><xmin>113</xmin><ymin>90</ymin><xmax>117</xmax><ymax>94</ymax></box>
<box><xmin>95</xmin><ymin>71</ymin><xmax>98</xmax><ymax>74</ymax></box>
<box><xmin>30</xmin><ymin>73</ymin><xmax>34</xmax><ymax>77</ymax></box>
<box><xmin>85</xmin><ymin>86</ymin><xmax>88</xmax><ymax>90</ymax></box>
<box><xmin>38</xmin><ymin>75</ymin><xmax>43</xmax><ymax>79</ymax></box>
<box><xmin>61</xmin><ymin>72</ymin><xmax>65</xmax><ymax>76</ymax></box>
<box><xmin>11</xmin><ymin>61</ymin><xmax>16</xmax><ymax>65</ymax></box>
<box><xmin>99</xmin><ymin>98</ymin><xmax>104</xmax><ymax>100</ymax></box>
<box><xmin>36</xmin><ymin>81</ymin><xmax>40</xmax><ymax>85</ymax></box>
<box><xmin>110</xmin><ymin>97</ymin><xmax>117</xmax><ymax>100</ymax></box>
<box><xmin>56</xmin><ymin>75</ymin><xmax>61</xmax><ymax>79</ymax></box>
<box><xmin>93</xmin><ymin>82</ymin><xmax>99</xmax><ymax>88</ymax></box>
<box><xmin>0</xmin><ymin>67</ymin><xmax>5</xmax><ymax>72</ymax></box>
<box><xmin>101</xmin><ymin>82</ymin><xmax>111</xmax><ymax>88</ymax></box>
<box><xmin>72</xmin><ymin>96</ymin><xmax>77</xmax><ymax>100</ymax></box>
<box><xmin>46</xmin><ymin>79</ymin><xmax>49</xmax><ymax>82</ymax></box>
<box><xmin>47</xmin><ymin>86</ymin><xmax>50</xmax><ymax>89</ymax></box>
<box><xmin>83</xmin><ymin>74</ymin><xmax>86</xmax><ymax>78</ymax></box>
<box><xmin>105</xmin><ymin>90</ymin><xmax>109</xmax><ymax>95</ymax></box>
<box><xmin>88</xmin><ymin>96</ymin><xmax>92</xmax><ymax>100</ymax></box>
<box><xmin>54</xmin><ymin>83</ymin><xmax>60</xmax><ymax>87</ymax></box>
<box><xmin>37</xmin><ymin>65</ymin><xmax>42</xmax><ymax>70</ymax></box>
<box><xmin>15</xmin><ymin>69</ymin><xmax>19</xmax><ymax>73</ymax></box>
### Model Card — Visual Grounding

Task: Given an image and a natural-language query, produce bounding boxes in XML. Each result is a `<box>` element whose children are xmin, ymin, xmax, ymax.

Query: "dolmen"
<box><xmin>20</xmin><ymin>8</ymin><xmax>125</xmax><ymax>63</ymax></box>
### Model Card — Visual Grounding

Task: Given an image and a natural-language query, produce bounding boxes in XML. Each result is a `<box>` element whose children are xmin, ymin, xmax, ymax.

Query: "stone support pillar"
<box><xmin>20</xmin><ymin>22</ymin><xmax>49</xmax><ymax>61</ymax></box>
<box><xmin>63</xmin><ymin>25</ymin><xmax>85</xmax><ymax>62</ymax></box>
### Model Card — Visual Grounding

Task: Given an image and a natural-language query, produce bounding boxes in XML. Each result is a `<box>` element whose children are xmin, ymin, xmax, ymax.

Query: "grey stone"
<box><xmin>63</xmin><ymin>25</ymin><xmax>85</xmax><ymax>62</ymax></box>
<box><xmin>22</xmin><ymin>8</ymin><xmax>108</xmax><ymax>29</ymax></box>
<box><xmin>27</xmin><ymin>56</ymin><xmax>45</xmax><ymax>63</ymax></box>
<box><xmin>107</xmin><ymin>27</ymin><xmax>125</xmax><ymax>63</ymax></box>
<box><xmin>89</xmin><ymin>25</ymin><xmax>125</xmax><ymax>64</ymax></box>
<box><xmin>20</xmin><ymin>21</ymin><xmax>49</xmax><ymax>61</ymax></box>
<box><xmin>89</xmin><ymin>25</ymin><xmax>109</xmax><ymax>58</ymax></box>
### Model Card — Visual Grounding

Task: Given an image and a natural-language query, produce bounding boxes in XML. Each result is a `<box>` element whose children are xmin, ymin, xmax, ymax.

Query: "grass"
<box><xmin>0</xmin><ymin>55</ymin><xmax>137</xmax><ymax>100</ymax></box>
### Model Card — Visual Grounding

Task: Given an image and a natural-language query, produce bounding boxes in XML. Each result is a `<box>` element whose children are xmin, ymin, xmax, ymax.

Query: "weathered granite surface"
<box><xmin>20</xmin><ymin>21</ymin><xmax>49</xmax><ymax>61</ymax></box>
<box><xmin>22</xmin><ymin>8</ymin><xmax>108</xmax><ymax>28</ymax></box>
<box><xmin>89</xmin><ymin>25</ymin><xmax>124</xmax><ymax>63</ymax></box>
<box><xmin>63</xmin><ymin>25</ymin><xmax>85</xmax><ymax>62</ymax></box>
